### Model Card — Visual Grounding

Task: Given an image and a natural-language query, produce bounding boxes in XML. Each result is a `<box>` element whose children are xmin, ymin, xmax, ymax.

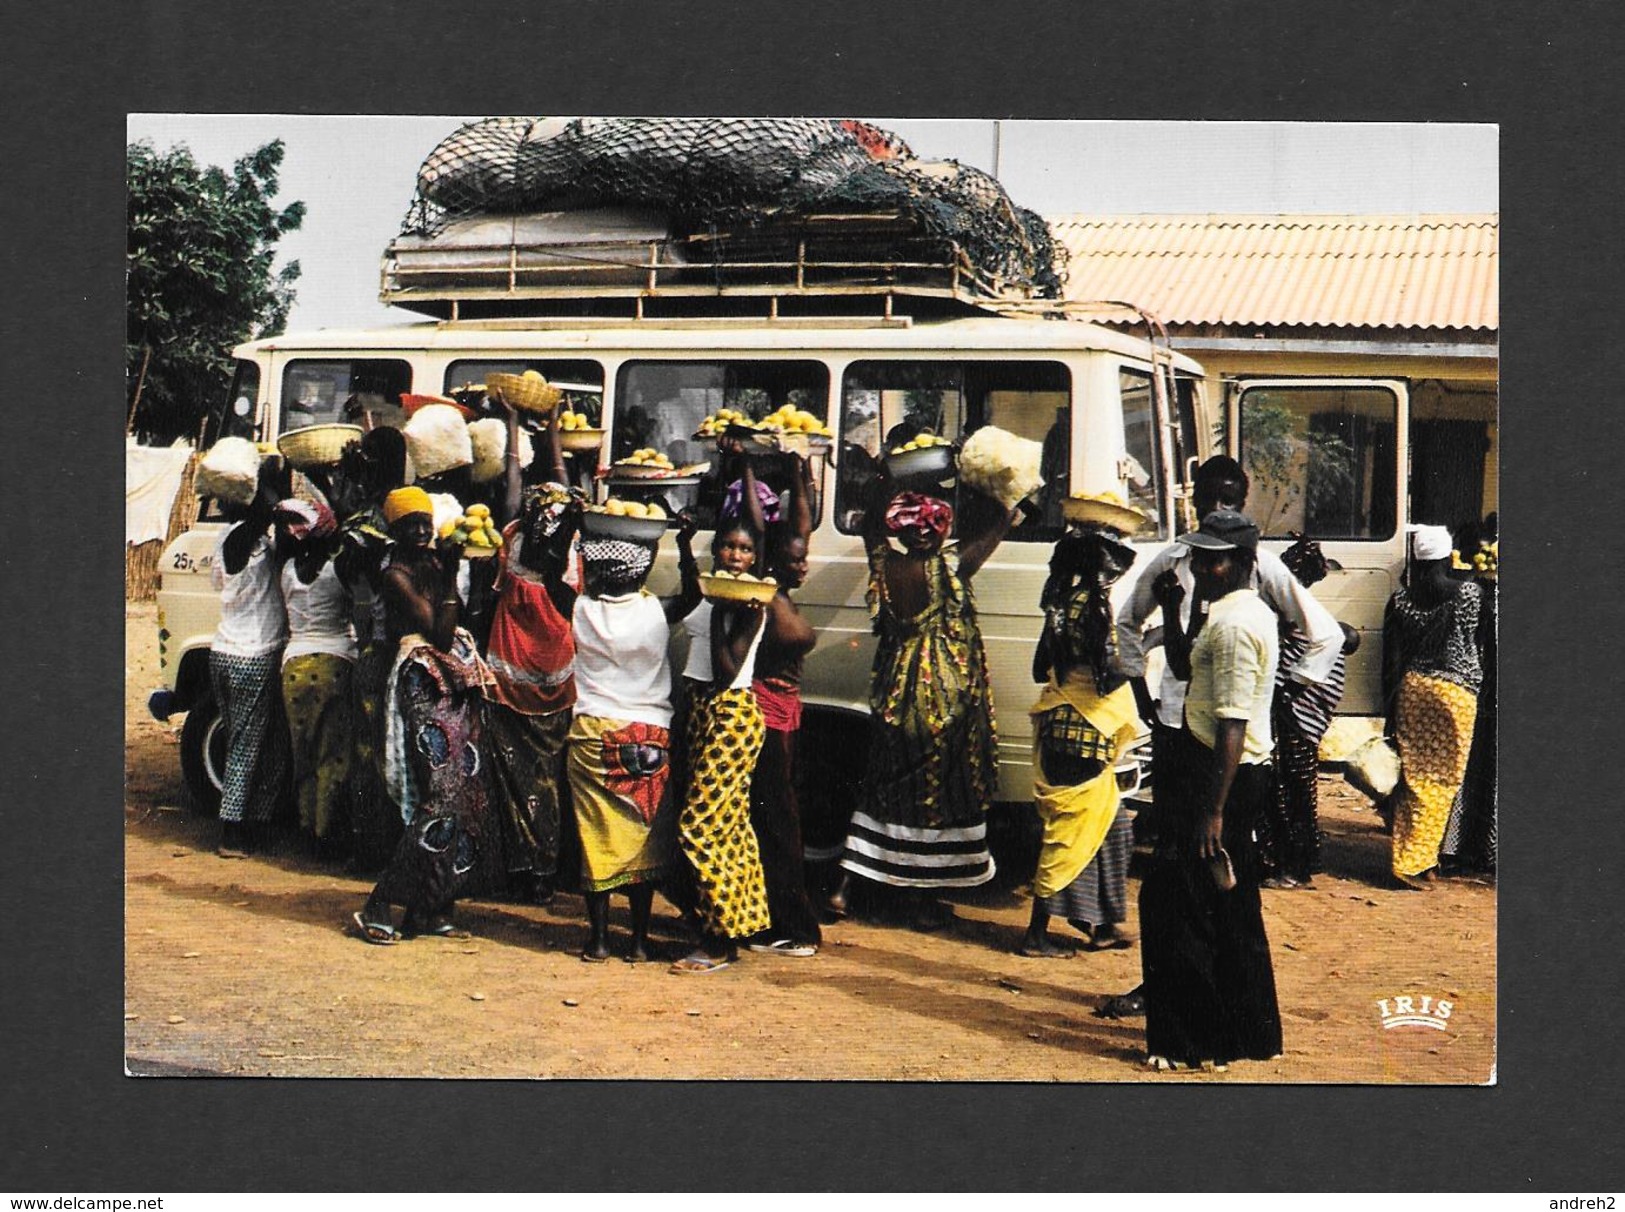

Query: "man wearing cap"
<box><xmin>1138</xmin><ymin>508</ymin><xmax>1283</xmax><ymax>1070</ymax></box>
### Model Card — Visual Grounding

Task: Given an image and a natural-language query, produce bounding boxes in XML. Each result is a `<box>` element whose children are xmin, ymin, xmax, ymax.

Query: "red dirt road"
<box><xmin>125</xmin><ymin>603</ymin><xmax>1495</xmax><ymax>1081</ymax></box>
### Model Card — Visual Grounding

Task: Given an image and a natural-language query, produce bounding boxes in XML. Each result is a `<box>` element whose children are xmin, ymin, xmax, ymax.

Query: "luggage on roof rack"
<box><xmin>382</xmin><ymin>117</ymin><xmax>1065</xmax><ymax>318</ymax></box>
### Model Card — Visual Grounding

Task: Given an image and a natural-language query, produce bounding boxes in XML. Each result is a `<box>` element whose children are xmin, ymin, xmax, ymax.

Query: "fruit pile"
<box><xmin>556</xmin><ymin>410</ymin><xmax>596</xmax><ymax>431</ymax></box>
<box><xmin>442</xmin><ymin>502</ymin><xmax>504</xmax><ymax>555</ymax></box>
<box><xmin>616</xmin><ymin>448</ymin><xmax>675</xmax><ymax>470</ymax></box>
<box><xmin>1460</xmin><ymin>540</ymin><xmax>1498</xmax><ymax>577</ymax></box>
<box><xmin>592</xmin><ymin>498</ymin><xmax>668</xmax><ymax>520</ymax></box>
<box><xmin>888</xmin><ymin>432</ymin><xmax>952</xmax><ymax>455</ymax></box>
<box><xmin>708</xmin><ymin>570</ymin><xmax>776</xmax><ymax>584</ymax></box>
<box><xmin>694</xmin><ymin>406</ymin><xmax>834</xmax><ymax>439</ymax></box>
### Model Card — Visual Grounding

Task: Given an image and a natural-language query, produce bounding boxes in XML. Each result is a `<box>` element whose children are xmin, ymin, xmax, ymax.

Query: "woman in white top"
<box><xmin>208</xmin><ymin>459</ymin><xmax>291</xmax><ymax>857</ymax></box>
<box><xmin>274</xmin><ymin>498</ymin><xmax>357</xmax><ymax>857</ymax></box>
<box><xmin>568</xmin><ymin>511</ymin><xmax>701</xmax><ymax>963</ymax></box>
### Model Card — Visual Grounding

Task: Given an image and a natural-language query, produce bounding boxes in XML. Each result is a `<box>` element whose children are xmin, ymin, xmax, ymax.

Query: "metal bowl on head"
<box><xmin>699</xmin><ymin>572</ymin><xmax>780</xmax><ymax>604</ymax></box>
<box><xmin>883</xmin><ymin>443</ymin><xmax>957</xmax><ymax>485</ymax></box>
<box><xmin>579</xmin><ymin>509</ymin><xmax>670</xmax><ymax>544</ymax></box>
<box><xmin>557</xmin><ymin>427</ymin><xmax>606</xmax><ymax>454</ymax></box>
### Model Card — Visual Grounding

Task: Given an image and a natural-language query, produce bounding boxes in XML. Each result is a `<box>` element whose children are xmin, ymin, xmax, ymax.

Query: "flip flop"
<box><xmin>1015</xmin><ymin>941</ymin><xmax>1077</xmax><ymax>959</ymax></box>
<box><xmin>581</xmin><ymin>949</ymin><xmax>611</xmax><ymax>964</ymax></box>
<box><xmin>424</xmin><ymin>921</ymin><xmax>473</xmax><ymax>939</ymax></box>
<box><xmin>669</xmin><ymin>954</ymin><xmax>732</xmax><ymax>975</ymax></box>
<box><xmin>747</xmin><ymin>939</ymin><xmax>818</xmax><ymax>957</ymax></box>
<box><xmin>351</xmin><ymin>911</ymin><xmax>398</xmax><ymax>946</ymax></box>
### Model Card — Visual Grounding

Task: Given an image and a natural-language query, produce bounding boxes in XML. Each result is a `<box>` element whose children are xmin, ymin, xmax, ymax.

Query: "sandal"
<box><xmin>351</xmin><ymin>911</ymin><xmax>398</xmax><ymax>946</ymax></box>
<box><xmin>669</xmin><ymin>953</ymin><xmax>733</xmax><ymax>975</ymax></box>
<box><xmin>1093</xmin><ymin>989</ymin><xmax>1146</xmax><ymax>1019</ymax></box>
<box><xmin>746</xmin><ymin>939</ymin><xmax>817</xmax><ymax>957</ymax></box>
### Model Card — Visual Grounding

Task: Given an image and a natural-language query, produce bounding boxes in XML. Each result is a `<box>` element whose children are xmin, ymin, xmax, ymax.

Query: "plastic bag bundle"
<box><xmin>428</xmin><ymin>492</ymin><xmax>464</xmax><ymax>538</ymax></box>
<box><xmin>1343</xmin><ymin>735</ymin><xmax>1402</xmax><ymax>803</ymax></box>
<box><xmin>958</xmin><ymin>425</ymin><xmax>1045</xmax><ymax>510</ymax></box>
<box><xmin>467</xmin><ymin>417</ymin><xmax>536</xmax><ymax>483</ymax></box>
<box><xmin>196</xmin><ymin>437</ymin><xmax>262</xmax><ymax>506</ymax></box>
<box><xmin>403</xmin><ymin>404</ymin><xmax>474</xmax><ymax>479</ymax></box>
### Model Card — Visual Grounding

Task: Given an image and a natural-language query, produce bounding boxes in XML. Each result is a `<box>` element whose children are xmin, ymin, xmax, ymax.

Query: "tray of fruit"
<box><xmin>694</xmin><ymin>405</ymin><xmax>835</xmax><ymax>453</ymax></box>
<box><xmin>883</xmin><ymin>433</ymin><xmax>957</xmax><ymax>481</ymax></box>
<box><xmin>579</xmin><ymin>498</ymin><xmax>671</xmax><ymax>542</ymax></box>
<box><xmin>442</xmin><ymin>503</ymin><xmax>504</xmax><ymax>558</ymax></box>
<box><xmin>608</xmin><ymin>449</ymin><xmax>709</xmax><ymax>484</ymax></box>
<box><xmin>699</xmin><ymin>570</ymin><xmax>780</xmax><ymax>604</ymax></box>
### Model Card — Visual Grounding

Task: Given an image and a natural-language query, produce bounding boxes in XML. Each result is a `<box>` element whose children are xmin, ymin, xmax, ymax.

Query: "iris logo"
<box><xmin>1376</xmin><ymin>994</ymin><xmax>1454</xmax><ymax>1030</ymax></box>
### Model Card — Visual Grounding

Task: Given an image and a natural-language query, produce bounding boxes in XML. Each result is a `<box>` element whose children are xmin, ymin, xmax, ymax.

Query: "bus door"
<box><xmin>1227</xmin><ymin>378</ymin><xmax>1409</xmax><ymax>715</ymax></box>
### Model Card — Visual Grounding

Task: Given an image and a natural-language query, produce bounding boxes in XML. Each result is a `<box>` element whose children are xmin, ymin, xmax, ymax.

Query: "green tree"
<box><xmin>126</xmin><ymin>139</ymin><xmax>305</xmax><ymax>443</ymax></box>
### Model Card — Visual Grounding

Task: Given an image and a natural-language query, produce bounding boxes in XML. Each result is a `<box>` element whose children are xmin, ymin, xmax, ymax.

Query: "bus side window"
<box><xmin>1119</xmin><ymin>369</ymin><xmax>1169</xmax><ymax>540</ymax></box>
<box><xmin>1237</xmin><ymin>384</ymin><xmax>1399</xmax><ymax>539</ymax></box>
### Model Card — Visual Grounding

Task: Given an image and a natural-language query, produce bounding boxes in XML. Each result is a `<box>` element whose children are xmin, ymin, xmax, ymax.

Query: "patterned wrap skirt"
<box><xmin>1391</xmin><ymin>671</ymin><xmax>1479</xmax><ymax>878</ymax></box>
<box><xmin>568</xmin><ymin>715</ymin><xmax>674</xmax><ymax>892</ymax></box>
<box><xmin>281</xmin><ymin>653</ymin><xmax>354</xmax><ymax>839</ymax></box>
<box><xmin>485</xmin><ymin>702</ymin><xmax>571</xmax><ymax>878</ymax></box>
<box><xmin>679</xmin><ymin>687</ymin><xmax>772</xmax><ymax>940</ymax></box>
<box><xmin>209</xmin><ymin>650</ymin><xmax>287</xmax><ymax>824</ymax></box>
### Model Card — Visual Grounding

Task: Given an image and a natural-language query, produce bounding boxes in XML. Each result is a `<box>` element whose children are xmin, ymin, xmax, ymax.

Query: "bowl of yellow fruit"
<box><xmin>552</xmin><ymin>409</ymin><xmax>605</xmax><ymax>453</ymax></box>
<box><xmin>441</xmin><ymin>502</ymin><xmax>505</xmax><ymax>558</ymax></box>
<box><xmin>883</xmin><ymin>433</ymin><xmax>956</xmax><ymax>483</ymax></box>
<box><xmin>580</xmin><ymin>498</ymin><xmax>671</xmax><ymax>543</ymax></box>
<box><xmin>699</xmin><ymin>569</ymin><xmax>780</xmax><ymax>604</ymax></box>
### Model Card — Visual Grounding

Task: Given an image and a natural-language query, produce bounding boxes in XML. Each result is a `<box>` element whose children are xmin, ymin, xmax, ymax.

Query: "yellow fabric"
<box><xmin>383</xmin><ymin>486</ymin><xmax>433</xmax><ymax>525</ymax></box>
<box><xmin>1391</xmin><ymin>671</ymin><xmax>1479</xmax><ymax>877</ymax></box>
<box><xmin>567</xmin><ymin>714</ymin><xmax>671</xmax><ymax>891</ymax></box>
<box><xmin>1028</xmin><ymin>677</ymin><xmax>1140</xmax><ymax>898</ymax></box>
<box><xmin>680</xmin><ymin>687</ymin><xmax>772</xmax><ymax>939</ymax></box>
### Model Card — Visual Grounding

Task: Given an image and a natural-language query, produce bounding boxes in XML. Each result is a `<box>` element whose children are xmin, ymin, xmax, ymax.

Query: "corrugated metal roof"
<box><xmin>1047</xmin><ymin>214</ymin><xmax>1498</xmax><ymax>331</ymax></box>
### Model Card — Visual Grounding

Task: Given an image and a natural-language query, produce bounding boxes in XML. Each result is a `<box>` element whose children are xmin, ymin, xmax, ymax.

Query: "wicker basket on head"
<box><xmin>277</xmin><ymin>423</ymin><xmax>364</xmax><ymax>470</ymax></box>
<box><xmin>487</xmin><ymin>372</ymin><xmax>563</xmax><ymax>415</ymax></box>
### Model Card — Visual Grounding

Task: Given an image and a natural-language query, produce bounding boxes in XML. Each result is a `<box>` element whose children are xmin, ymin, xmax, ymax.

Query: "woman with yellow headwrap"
<box><xmin>351</xmin><ymin>487</ymin><xmax>497</xmax><ymax>943</ymax></box>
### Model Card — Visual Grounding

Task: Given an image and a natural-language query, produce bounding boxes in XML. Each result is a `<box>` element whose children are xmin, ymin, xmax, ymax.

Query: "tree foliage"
<box><xmin>127</xmin><ymin>139</ymin><xmax>305</xmax><ymax>444</ymax></box>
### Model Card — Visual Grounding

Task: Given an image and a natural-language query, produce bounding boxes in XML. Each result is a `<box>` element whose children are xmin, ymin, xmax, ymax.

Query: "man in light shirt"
<box><xmin>1096</xmin><ymin>456</ymin><xmax>1339</xmax><ymax>1021</ymax></box>
<box><xmin>1138</xmin><ymin>508</ymin><xmax>1283</xmax><ymax>1070</ymax></box>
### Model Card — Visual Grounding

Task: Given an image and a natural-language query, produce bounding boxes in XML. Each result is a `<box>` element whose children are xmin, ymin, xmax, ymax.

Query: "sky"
<box><xmin>126</xmin><ymin>116</ymin><xmax>1498</xmax><ymax>333</ymax></box>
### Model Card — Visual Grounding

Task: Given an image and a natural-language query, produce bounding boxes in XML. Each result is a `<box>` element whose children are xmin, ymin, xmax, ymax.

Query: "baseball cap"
<box><xmin>1178</xmin><ymin>507</ymin><xmax>1260</xmax><ymax>552</ymax></box>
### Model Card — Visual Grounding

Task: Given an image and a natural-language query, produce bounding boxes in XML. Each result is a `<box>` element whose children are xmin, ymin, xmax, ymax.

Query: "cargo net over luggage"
<box><xmin>397</xmin><ymin>116</ymin><xmax>1065</xmax><ymax>302</ymax></box>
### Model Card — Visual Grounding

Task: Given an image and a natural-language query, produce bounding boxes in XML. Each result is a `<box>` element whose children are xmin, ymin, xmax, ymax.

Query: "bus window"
<box><xmin>835</xmin><ymin>360</ymin><xmax>1070</xmax><ymax>539</ymax></box>
<box><xmin>211</xmin><ymin>360</ymin><xmax>261</xmax><ymax>443</ymax></box>
<box><xmin>614</xmin><ymin>361</ymin><xmax>829</xmax><ymax>527</ymax></box>
<box><xmin>1238</xmin><ymin>383</ymin><xmax>1399</xmax><ymax>539</ymax></box>
<box><xmin>281</xmin><ymin>359</ymin><xmax>413</xmax><ymax>431</ymax></box>
<box><xmin>1118</xmin><ymin>369</ymin><xmax>1168</xmax><ymax>540</ymax></box>
<box><xmin>444</xmin><ymin>359</ymin><xmax>604</xmax><ymax>420</ymax></box>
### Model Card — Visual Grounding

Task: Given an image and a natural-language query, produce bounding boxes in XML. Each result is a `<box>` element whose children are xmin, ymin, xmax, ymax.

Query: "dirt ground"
<box><xmin>124</xmin><ymin>602</ymin><xmax>1495</xmax><ymax>1082</ymax></box>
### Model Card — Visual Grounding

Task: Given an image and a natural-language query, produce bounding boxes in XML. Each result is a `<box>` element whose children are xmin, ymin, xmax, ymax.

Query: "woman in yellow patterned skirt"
<box><xmin>672</xmin><ymin>490</ymin><xmax>773</xmax><ymax>974</ymax></box>
<box><xmin>1382</xmin><ymin>524</ymin><xmax>1487</xmax><ymax>889</ymax></box>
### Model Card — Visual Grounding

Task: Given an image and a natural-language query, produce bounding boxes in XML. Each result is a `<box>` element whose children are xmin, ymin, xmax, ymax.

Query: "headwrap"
<box><xmin>522</xmin><ymin>481</ymin><xmax>579</xmax><ymax>540</ymax></box>
<box><xmin>580</xmin><ymin>537</ymin><xmax>655</xmax><ymax>593</ymax></box>
<box><xmin>720</xmin><ymin>477</ymin><xmax>781</xmax><ymax>526</ymax></box>
<box><xmin>1406</xmin><ymin>523</ymin><xmax>1453</xmax><ymax>562</ymax></box>
<box><xmin>1041</xmin><ymin>526</ymin><xmax>1137</xmax><ymax>695</ymax></box>
<box><xmin>273</xmin><ymin>497</ymin><xmax>337</xmax><ymax>542</ymax></box>
<box><xmin>383</xmin><ymin>486</ymin><xmax>434</xmax><ymax>525</ymax></box>
<box><xmin>884</xmin><ymin>491</ymin><xmax>954</xmax><ymax>541</ymax></box>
